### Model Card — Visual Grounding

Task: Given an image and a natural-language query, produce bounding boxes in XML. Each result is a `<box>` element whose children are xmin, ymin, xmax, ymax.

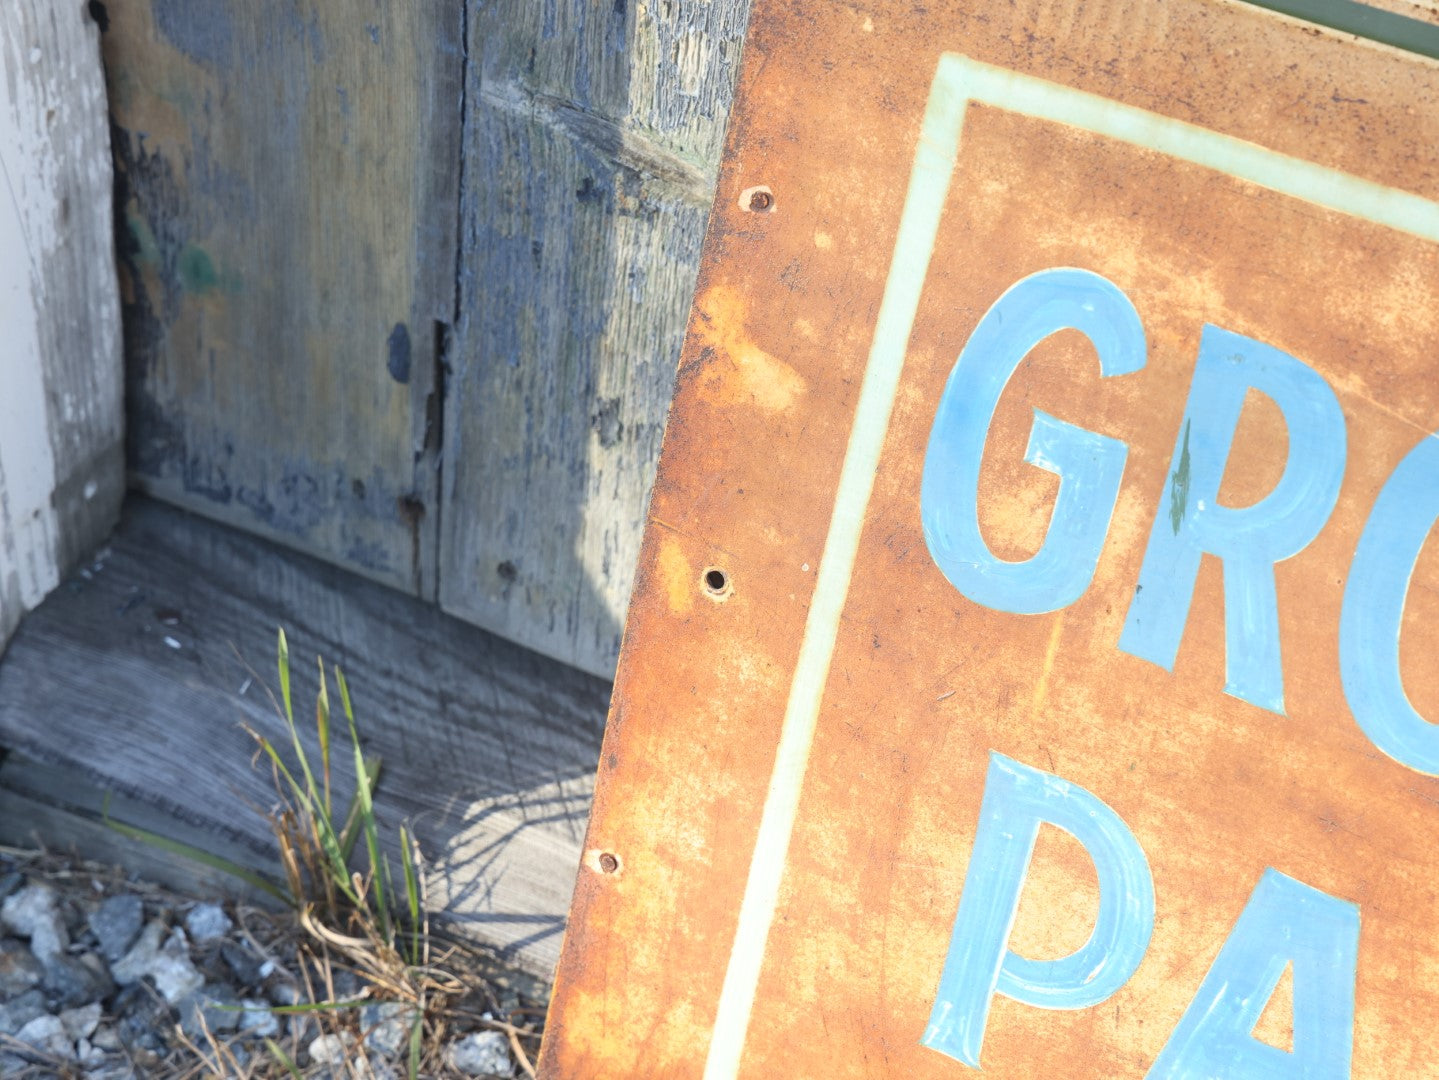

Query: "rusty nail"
<box><xmin>599</xmin><ymin>852</ymin><xmax>619</xmax><ymax>874</ymax></box>
<box><xmin>748</xmin><ymin>189</ymin><xmax>774</xmax><ymax>211</ymax></box>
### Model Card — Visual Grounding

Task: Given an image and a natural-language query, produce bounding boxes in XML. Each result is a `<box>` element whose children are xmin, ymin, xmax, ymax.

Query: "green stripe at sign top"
<box><xmin>1244</xmin><ymin>0</ymin><xmax>1439</xmax><ymax>61</ymax></box>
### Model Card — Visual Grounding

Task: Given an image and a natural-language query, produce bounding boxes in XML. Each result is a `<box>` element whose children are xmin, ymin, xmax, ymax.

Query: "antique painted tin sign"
<box><xmin>541</xmin><ymin>0</ymin><xmax>1439</xmax><ymax>1076</ymax></box>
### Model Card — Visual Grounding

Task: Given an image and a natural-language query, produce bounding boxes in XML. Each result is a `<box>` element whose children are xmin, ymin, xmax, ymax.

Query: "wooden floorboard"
<box><xmin>0</xmin><ymin>754</ymin><xmax>278</xmax><ymax>907</ymax></box>
<box><xmin>0</xmin><ymin>497</ymin><xmax>610</xmax><ymax>981</ymax></box>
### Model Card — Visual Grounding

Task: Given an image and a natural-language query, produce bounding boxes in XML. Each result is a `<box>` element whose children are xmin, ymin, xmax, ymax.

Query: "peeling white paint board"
<box><xmin>0</xmin><ymin>2</ymin><xmax>124</xmax><ymax>649</ymax></box>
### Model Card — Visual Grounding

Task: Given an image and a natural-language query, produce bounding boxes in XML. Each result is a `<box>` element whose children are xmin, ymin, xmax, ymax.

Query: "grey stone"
<box><xmin>113</xmin><ymin>921</ymin><xmax>202</xmax><ymax>1003</ymax></box>
<box><xmin>361</xmin><ymin>1001</ymin><xmax>417</xmax><ymax>1058</ymax></box>
<box><xmin>178</xmin><ymin>982</ymin><xmax>241</xmax><ymax>1039</ymax></box>
<box><xmin>285</xmin><ymin>1011</ymin><xmax>317</xmax><ymax>1048</ymax></box>
<box><xmin>82</xmin><ymin>1064</ymin><xmax>138</xmax><ymax>1080</ymax></box>
<box><xmin>155</xmin><ymin>929</ymin><xmax>203</xmax><ymax>1003</ymax></box>
<box><xmin>366</xmin><ymin>1054</ymin><xmax>401</xmax><ymax>1080</ymax></box>
<box><xmin>43</xmin><ymin>953</ymin><xmax>113</xmax><ymax>1009</ymax></box>
<box><xmin>89</xmin><ymin>895</ymin><xmax>144</xmax><ymax>962</ymax></box>
<box><xmin>76</xmin><ymin>1035</ymin><xmax>104</xmax><ymax>1067</ymax></box>
<box><xmin>112</xmin><ymin>982</ymin><xmax>173</xmax><ymax>1055</ymax></box>
<box><xmin>79</xmin><ymin>951</ymin><xmax>111</xmax><ymax>983</ymax></box>
<box><xmin>0</xmin><ymin>940</ymin><xmax>43</xmax><ymax>999</ymax></box>
<box><xmin>308</xmin><ymin>1031</ymin><xmax>355</xmax><ymax>1066</ymax></box>
<box><xmin>183</xmin><ymin>903</ymin><xmax>232</xmax><ymax>944</ymax></box>
<box><xmin>110</xmin><ymin>920</ymin><xmax>163</xmax><ymax>985</ymax></box>
<box><xmin>265</xmin><ymin>974</ymin><xmax>301</xmax><ymax>1007</ymax></box>
<box><xmin>1</xmin><ymin>885</ymin><xmax>68</xmax><ymax>965</ymax></box>
<box><xmin>0</xmin><ymin>989</ymin><xmax>48</xmax><ymax>1036</ymax></box>
<box><xmin>89</xmin><ymin>1023</ymin><xmax>121</xmax><ymax>1051</ymax></box>
<box><xmin>329</xmin><ymin>968</ymin><xmax>362</xmax><ymax>1001</ymax></box>
<box><xmin>15</xmin><ymin>1012</ymin><xmax>75</xmax><ymax>1059</ymax></box>
<box><xmin>220</xmin><ymin>941</ymin><xmax>263</xmax><ymax>986</ymax></box>
<box><xmin>236</xmin><ymin>998</ymin><xmax>279</xmax><ymax>1038</ymax></box>
<box><xmin>60</xmin><ymin>1002</ymin><xmax>102</xmax><ymax>1041</ymax></box>
<box><xmin>0</xmin><ymin>1052</ymin><xmax>28</xmax><ymax>1078</ymax></box>
<box><xmin>445</xmin><ymin>1031</ymin><xmax>512</xmax><ymax>1077</ymax></box>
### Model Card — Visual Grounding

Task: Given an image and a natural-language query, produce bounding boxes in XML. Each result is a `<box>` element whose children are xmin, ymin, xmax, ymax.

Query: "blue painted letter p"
<box><xmin>923</xmin><ymin>754</ymin><xmax>1154</xmax><ymax>1068</ymax></box>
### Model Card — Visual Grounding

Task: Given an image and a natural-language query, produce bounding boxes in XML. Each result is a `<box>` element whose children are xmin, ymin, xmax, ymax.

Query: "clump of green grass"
<box><xmin>251</xmin><ymin>628</ymin><xmax>420</xmax><ymax>965</ymax></box>
<box><xmin>107</xmin><ymin>629</ymin><xmax>544</xmax><ymax>1078</ymax></box>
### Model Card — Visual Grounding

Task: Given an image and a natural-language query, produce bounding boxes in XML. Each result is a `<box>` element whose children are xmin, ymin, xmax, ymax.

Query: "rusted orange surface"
<box><xmin>540</xmin><ymin>1</ymin><xmax>1439</xmax><ymax>1076</ymax></box>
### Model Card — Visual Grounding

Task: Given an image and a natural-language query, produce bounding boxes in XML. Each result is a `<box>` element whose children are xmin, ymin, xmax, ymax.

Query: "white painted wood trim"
<box><xmin>0</xmin><ymin>3</ymin><xmax>124</xmax><ymax>649</ymax></box>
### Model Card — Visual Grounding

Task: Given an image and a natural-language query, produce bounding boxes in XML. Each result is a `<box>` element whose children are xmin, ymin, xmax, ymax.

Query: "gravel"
<box><xmin>15</xmin><ymin>1011</ymin><xmax>75</xmax><ymax>1058</ymax></box>
<box><xmin>89</xmin><ymin>894</ymin><xmax>144</xmax><ymax>961</ymax></box>
<box><xmin>0</xmin><ymin>939</ymin><xmax>43</xmax><ymax>998</ymax></box>
<box><xmin>183</xmin><ymin>902</ymin><xmax>232</xmax><ymax>944</ymax></box>
<box><xmin>237</xmin><ymin>997</ymin><xmax>279</xmax><ymax>1038</ymax></box>
<box><xmin>0</xmin><ymin>989</ymin><xmax>48</xmax><ymax>1035</ymax></box>
<box><xmin>361</xmin><ymin>1000</ymin><xmax>417</xmax><ymax>1057</ymax></box>
<box><xmin>60</xmin><ymin>1001</ymin><xmax>102</xmax><ymax>1040</ymax></box>
<box><xmin>0</xmin><ymin>850</ymin><xmax>530</xmax><ymax>1077</ymax></box>
<box><xmin>308</xmin><ymin>1030</ymin><xmax>355</xmax><ymax>1065</ymax></box>
<box><xmin>43</xmin><ymin>952</ymin><xmax>113</xmax><ymax>1008</ymax></box>
<box><xmin>2</xmin><ymin>884</ymin><xmax>68</xmax><ymax>965</ymax></box>
<box><xmin>447</xmin><ymin>1031</ymin><xmax>513</xmax><ymax>1076</ymax></box>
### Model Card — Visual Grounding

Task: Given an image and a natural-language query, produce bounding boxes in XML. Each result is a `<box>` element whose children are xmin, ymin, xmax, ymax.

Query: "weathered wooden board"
<box><xmin>0</xmin><ymin>2</ymin><xmax>124</xmax><ymax>650</ymax></box>
<box><xmin>541</xmin><ymin>0</ymin><xmax>1439</xmax><ymax>1076</ymax></box>
<box><xmin>103</xmin><ymin>1</ymin><xmax>461</xmax><ymax>599</ymax></box>
<box><xmin>0</xmin><ymin>497</ymin><xmax>609</xmax><ymax>980</ymax></box>
<box><xmin>0</xmin><ymin>755</ymin><xmax>282</xmax><ymax>907</ymax></box>
<box><xmin>440</xmin><ymin>0</ymin><xmax>752</xmax><ymax>678</ymax></box>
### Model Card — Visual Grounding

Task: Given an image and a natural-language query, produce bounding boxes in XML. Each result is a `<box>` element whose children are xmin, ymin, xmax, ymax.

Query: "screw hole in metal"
<box><xmin>703</xmin><ymin>568</ymin><xmax>730</xmax><ymax>596</ymax></box>
<box><xmin>740</xmin><ymin>184</ymin><xmax>775</xmax><ymax>212</ymax></box>
<box><xmin>598</xmin><ymin>852</ymin><xmax>620</xmax><ymax>874</ymax></box>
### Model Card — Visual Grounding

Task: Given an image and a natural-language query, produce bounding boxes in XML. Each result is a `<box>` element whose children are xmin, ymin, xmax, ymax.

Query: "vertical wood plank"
<box><xmin>0</xmin><ymin>2</ymin><xmax>124</xmax><ymax>649</ymax></box>
<box><xmin>440</xmin><ymin>1</ymin><xmax>753</xmax><ymax>678</ymax></box>
<box><xmin>105</xmin><ymin>1</ymin><xmax>462</xmax><ymax>599</ymax></box>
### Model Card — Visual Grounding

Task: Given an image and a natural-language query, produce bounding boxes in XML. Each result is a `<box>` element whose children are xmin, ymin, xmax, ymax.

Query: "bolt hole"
<box><xmin>598</xmin><ymin>852</ymin><xmax>620</xmax><ymax>874</ymax></box>
<box><xmin>748</xmin><ymin>188</ymin><xmax>774</xmax><ymax>212</ymax></box>
<box><xmin>704</xmin><ymin>568</ymin><xmax>728</xmax><ymax>594</ymax></box>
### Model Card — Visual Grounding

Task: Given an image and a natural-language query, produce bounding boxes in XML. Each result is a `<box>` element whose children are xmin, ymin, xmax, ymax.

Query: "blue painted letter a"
<box><xmin>1149</xmin><ymin>869</ymin><xmax>1359</xmax><ymax>1079</ymax></box>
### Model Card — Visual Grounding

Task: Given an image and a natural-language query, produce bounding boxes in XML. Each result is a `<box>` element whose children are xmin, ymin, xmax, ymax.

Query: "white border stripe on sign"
<box><xmin>703</xmin><ymin>52</ymin><xmax>1439</xmax><ymax>1080</ymax></box>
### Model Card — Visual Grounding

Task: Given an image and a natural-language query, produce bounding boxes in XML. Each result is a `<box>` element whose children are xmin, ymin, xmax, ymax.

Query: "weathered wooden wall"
<box><xmin>439</xmin><ymin>1</ymin><xmax>753</xmax><ymax>677</ymax></box>
<box><xmin>103</xmin><ymin>0</ymin><xmax>752</xmax><ymax>680</ymax></box>
<box><xmin>104</xmin><ymin>1</ymin><xmax>463</xmax><ymax>600</ymax></box>
<box><xmin>0</xmin><ymin>3</ymin><xmax>124</xmax><ymax>650</ymax></box>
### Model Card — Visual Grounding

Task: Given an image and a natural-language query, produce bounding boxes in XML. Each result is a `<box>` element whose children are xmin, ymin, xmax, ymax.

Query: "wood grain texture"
<box><xmin>104</xmin><ymin>1</ymin><xmax>462</xmax><ymax>600</ymax></box>
<box><xmin>0</xmin><ymin>2</ymin><xmax>124</xmax><ymax>651</ymax></box>
<box><xmin>440</xmin><ymin>0</ymin><xmax>753</xmax><ymax>678</ymax></box>
<box><xmin>0</xmin><ymin>497</ymin><xmax>608</xmax><ymax>979</ymax></box>
<box><xmin>0</xmin><ymin>755</ymin><xmax>281</xmax><ymax>906</ymax></box>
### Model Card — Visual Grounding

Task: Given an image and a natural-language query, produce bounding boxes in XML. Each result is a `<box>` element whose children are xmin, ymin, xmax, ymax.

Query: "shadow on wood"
<box><xmin>0</xmin><ymin>497</ymin><xmax>609</xmax><ymax>984</ymax></box>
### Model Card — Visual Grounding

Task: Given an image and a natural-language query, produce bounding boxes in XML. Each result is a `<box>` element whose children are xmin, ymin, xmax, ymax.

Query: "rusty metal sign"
<box><xmin>540</xmin><ymin>1</ymin><xmax>1439</xmax><ymax>1076</ymax></box>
